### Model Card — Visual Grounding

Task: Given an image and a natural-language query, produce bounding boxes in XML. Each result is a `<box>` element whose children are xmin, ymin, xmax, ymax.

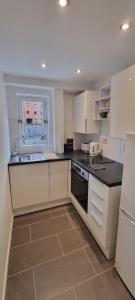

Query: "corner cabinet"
<box><xmin>73</xmin><ymin>91</ymin><xmax>99</xmax><ymax>134</ymax></box>
<box><xmin>9</xmin><ymin>161</ymin><xmax>70</xmax><ymax>214</ymax></box>
<box><xmin>110</xmin><ymin>64</ymin><xmax>135</xmax><ymax>138</ymax></box>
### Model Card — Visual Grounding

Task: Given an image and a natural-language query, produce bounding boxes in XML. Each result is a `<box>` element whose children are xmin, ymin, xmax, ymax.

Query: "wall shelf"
<box><xmin>93</xmin><ymin>84</ymin><xmax>111</xmax><ymax>121</ymax></box>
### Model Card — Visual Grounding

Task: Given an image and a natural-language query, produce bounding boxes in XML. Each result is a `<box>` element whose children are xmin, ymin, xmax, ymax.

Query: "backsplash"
<box><xmin>74</xmin><ymin>132</ymin><xmax>125</xmax><ymax>164</ymax></box>
<box><xmin>74</xmin><ymin>133</ymin><xmax>100</xmax><ymax>150</ymax></box>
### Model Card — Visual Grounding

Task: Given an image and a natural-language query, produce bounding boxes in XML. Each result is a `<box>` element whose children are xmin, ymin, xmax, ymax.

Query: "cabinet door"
<box><xmin>73</xmin><ymin>91</ymin><xmax>99</xmax><ymax>134</ymax></box>
<box><xmin>9</xmin><ymin>164</ymin><xmax>49</xmax><ymax>209</ymax></box>
<box><xmin>85</xmin><ymin>91</ymin><xmax>99</xmax><ymax>134</ymax></box>
<box><xmin>110</xmin><ymin>65</ymin><xmax>135</xmax><ymax>138</ymax></box>
<box><xmin>50</xmin><ymin>161</ymin><xmax>68</xmax><ymax>201</ymax></box>
<box><xmin>74</xmin><ymin>92</ymin><xmax>86</xmax><ymax>133</ymax></box>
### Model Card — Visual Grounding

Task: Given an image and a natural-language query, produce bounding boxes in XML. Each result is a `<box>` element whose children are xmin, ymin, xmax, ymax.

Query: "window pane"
<box><xmin>19</xmin><ymin>97</ymin><xmax>49</xmax><ymax>145</ymax></box>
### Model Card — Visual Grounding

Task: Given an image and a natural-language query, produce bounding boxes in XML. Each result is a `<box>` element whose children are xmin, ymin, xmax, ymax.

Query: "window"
<box><xmin>17</xmin><ymin>94</ymin><xmax>49</xmax><ymax>146</ymax></box>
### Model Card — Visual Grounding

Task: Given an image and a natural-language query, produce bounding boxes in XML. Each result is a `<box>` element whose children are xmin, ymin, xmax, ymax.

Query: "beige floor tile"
<box><xmin>14</xmin><ymin>209</ymin><xmax>51</xmax><ymax>228</ymax></box>
<box><xmin>35</xmin><ymin>249</ymin><xmax>95</xmax><ymax>300</ymax></box>
<box><xmin>68</xmin><ymin>211</ymin><xmax>85</xmax><ymax>228</ymax></box>
<box><xmin>85</xmin><ymin>244</ymin><xmax>114</xmax><ymax>273</ymax></box>
<box><xmin>8</xmin><ymin>235</ymin><xmax>62</xmax><ymax>275</ymax></box>
<box><xmin>49</xmin><ymin>289</ymin><xmax>76</xmax><ymax>300</ymax></box>
<box><xmin>31</xmin><ymin>215</ymin><xmax>72</xmax><ymax>240</ymax></box>
<box><xmin>59</xmin><ymin>226</ymin><xmax>95</xmax><ymax>254</ymax></box>
<box><xmin>51</xmin><ymin>204</ymin><xmax>75</xmax><ymax>217</ymax></box>
<box><xmin>75</xmin><ymin>269</ymin><xmax>133</xmax><ymax>300</ymax></box>
<box><xmin>11</xmin><ymin>226</ymin><xmax>30</xmax><ymax>247</ymax></box>
<box><xmin>6</xmin><ymin>269</ymin><xmax>35</xmax><ymax>300</ymax></box>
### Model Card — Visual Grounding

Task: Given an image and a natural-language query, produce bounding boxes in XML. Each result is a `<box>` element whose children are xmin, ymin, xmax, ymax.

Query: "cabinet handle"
<box><xmin>90</xmin><ymin>211</ymin><xmax>102</xmax><ymax>227</ymax></box>
<box><xmin>121</xmin><ymin>208</ymin><xmax>135</xmax><ymax>226</ymax></box>
<box><xmin>91</xmin><ymin>187</ymin><xmax>104</xmax><ymax>200</ymax></box>
<box><xmin>85</xmin><ymin>118</ymin><xmax>87</xmax><ymax>132</ymax></box>
<box><xmin>91</xmin><ymin>199</ymin><xmax>103</xmax><ymax>214</ymax></box>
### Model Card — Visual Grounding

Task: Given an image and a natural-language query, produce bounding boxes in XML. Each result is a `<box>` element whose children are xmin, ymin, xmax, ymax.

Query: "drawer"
<box><xmin>88</xmin><ymin>204</ymin><xmax>107</xmax><ymax>248</ymax></box>
<box><xmin>89</xmin><ymin>174</ymin><xmax>105</xmax><ymax>198</ymax></box>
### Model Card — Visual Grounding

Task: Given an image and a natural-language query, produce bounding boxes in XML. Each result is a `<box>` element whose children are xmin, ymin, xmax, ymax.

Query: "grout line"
<box><xmin>9</xmin><ymin>247</ymin><xmax>95</xmax><ymax>278</ymax></box>
<box><xmin>66</xmin><ymin>213</ymin><xmax>74</xmax><ymax>228</ymax></box>
<box><xmin>57</xmin><ymin>234</ymin><xmax>64</xmax><ymax>256</ymax></box>
<box><xmin>33</xmin><ymin>268</ymin><xmax>37</xmax><ymax>300</ymax></box>
<box><xmin>46</xmin><ymin>287</ymin><xmax>76</xmax><ymax>300</ymax></box>
<box><xmin>13</xmin><ymin>224</ymin><xmax>30</xmax><ymax>230</ymax></box>
<box><xmin>73</xmin><ymin>287</ymin><xmax>78</xmax><ymax>300</ymax></box>
<box><xmin>46</xmin><ymin>267</ymin><xmax>114</xmax><ymax>300</ymax></box>
<box><xmin>49</xmin><ymin>208</ymin><xmax>53</xmax><ymax>218</ymax></box>
<box><xmin>11</xmin><ymin>233</ymin><xmax>58</xmax><ymax>249</ymax></box>
<box><xmin>13</xmin><ymin>210</ymin><xmax>75</xmax><ymax>229</ymax></box>
<box><xmin>74</xmin><ymin>266</ymin><xmax>114</xmax><ymax>289</ymax></box>
<box><xmin>11</xmin><ymin>225</ymin><xmax>86</xmax><ymax>249</ymax></box>
<box><xmin>29</xmin><ymin>224</ymin><xmax>32</xmax><ymax>242</ymax></box>
<box><xmin>83</xmin><ymin>247</ymin><xmax>97</xmax><ymax>275</ymax></box>
<box><xmin>8</xmin><ymin>251</ymin><xmax>63</xmax><ymax>278</ymax></box>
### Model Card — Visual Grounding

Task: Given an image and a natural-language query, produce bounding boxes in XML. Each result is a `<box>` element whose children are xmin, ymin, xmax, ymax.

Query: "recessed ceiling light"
<box><xmin>120</xmin><ymin>22</ymin><xmax>131</xmax><ymax>31</ymax></box>
<box><xmin>58</xmin><ymin>0</ymin><xmax>69</xmax><ymax>7</ymax></box>
<box><xmin>76</xmin><ymin>68</ymin><xmax>83</xmax><ymax>74</ymax></box>
<box><xmin>129</xmin><ymin>78</ymin><xmax>132</xmax><ymax>81</ymax></box>
<box><xmin>41</xmin><ymin>63</ymin><xmax>47</xmax><ymax>69</ymax></box>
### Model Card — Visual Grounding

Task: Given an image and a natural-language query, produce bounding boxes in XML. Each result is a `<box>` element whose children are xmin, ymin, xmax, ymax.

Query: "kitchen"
<box><xmin>0</xmin><ymin>1</ymin><xmax>135</xmax><ymax>300</ymax></box>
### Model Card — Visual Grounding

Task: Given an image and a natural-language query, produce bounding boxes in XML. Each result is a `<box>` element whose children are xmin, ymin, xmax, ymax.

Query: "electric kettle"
<box><xmin>89</xmin><ymin>142</ymin><xmax>101</xmax><ymax>156</ymax></box>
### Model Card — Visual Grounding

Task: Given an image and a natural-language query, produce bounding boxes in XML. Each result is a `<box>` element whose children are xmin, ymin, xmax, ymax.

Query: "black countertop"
<box><xmin>8</xmin><ymin>151</ymin><xmax>123</xmax><ymax>188</ymax></box>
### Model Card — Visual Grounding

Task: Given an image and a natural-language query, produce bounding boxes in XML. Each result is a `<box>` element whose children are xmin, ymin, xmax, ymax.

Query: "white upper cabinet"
<box><xmin>110</xmin><ymin>65</ymin><xmax>135</xmax><ymax>138</ymax></box>
<box><xmin>73</xmin><ymin>91</ymin><xmax>99</xmax><ymax>134</ymax></box>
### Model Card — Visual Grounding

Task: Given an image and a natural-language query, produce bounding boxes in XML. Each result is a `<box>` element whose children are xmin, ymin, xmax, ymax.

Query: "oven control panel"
<box><xmin>72</xmin><ymin>162</ymin><xmax>89</xmax><ymax>181</ymax></box>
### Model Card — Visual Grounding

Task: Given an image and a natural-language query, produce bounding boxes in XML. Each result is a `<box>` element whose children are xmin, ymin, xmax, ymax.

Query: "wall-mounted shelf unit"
<box><xmin>93</xmin><ymin>84</ymin><xmax>111</xmax><ymax>121</ymax></box>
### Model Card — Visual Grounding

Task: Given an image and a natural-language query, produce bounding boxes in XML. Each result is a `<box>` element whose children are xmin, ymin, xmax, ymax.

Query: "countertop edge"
<box><xmin>8</xmin><ymin>154</ymin><xmax>123</xmax><ymax>188</ymax></box>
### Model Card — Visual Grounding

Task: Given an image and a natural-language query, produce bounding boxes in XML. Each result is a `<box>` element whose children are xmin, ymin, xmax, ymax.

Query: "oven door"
<box><xmin>71</xmin><ymin>169</ymin><xmax>88</xmax><ymax>213</ymax></box>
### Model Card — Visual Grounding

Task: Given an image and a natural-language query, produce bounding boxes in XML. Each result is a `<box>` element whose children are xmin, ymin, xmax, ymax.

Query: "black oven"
<box><xmin>71</xmin><ymin>162</ymin><xmax>89</xmax><ymax>213</ymax></box>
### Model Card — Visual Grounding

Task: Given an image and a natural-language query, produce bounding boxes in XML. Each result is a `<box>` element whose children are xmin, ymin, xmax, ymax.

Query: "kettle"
<box><xmin>89</xmin><ymin>142</ymin><xmax>101</xmax><ymax>156</ymax></box>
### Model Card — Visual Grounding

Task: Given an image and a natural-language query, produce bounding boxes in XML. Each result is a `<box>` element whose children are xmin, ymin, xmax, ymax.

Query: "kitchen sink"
<box><xmin>14</xmin><ymin>152</ymin><xmax>59</xmax><ymax>162</ymax></box>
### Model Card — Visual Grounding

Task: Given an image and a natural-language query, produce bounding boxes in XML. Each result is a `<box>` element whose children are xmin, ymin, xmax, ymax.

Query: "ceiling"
<box><xmin>0</xmin><ymin>0</ymin><xmax>135</xmax><ymax>84</ymax></box>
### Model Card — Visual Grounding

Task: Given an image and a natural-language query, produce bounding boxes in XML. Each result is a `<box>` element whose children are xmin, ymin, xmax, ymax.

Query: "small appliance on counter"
<box><xmin>64</xmin><ymin>138</ymin><xmax>73</xmax><ymax>153</ymax></box>
<box><xmin>89</xmin><ymin>142</ymin><xmax>101</xmax><ymax>156</ymax></box>
<box><xmin>81</xmin><ymin>143</ymin><xmax>89</xmax><ymax>153</ymax></box>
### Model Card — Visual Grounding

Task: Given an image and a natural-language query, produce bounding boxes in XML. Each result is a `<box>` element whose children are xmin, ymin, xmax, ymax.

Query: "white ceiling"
<box><xmin>0</xmin><ymin>0</ymin><xmax>135</xmax><ymax>84</ymax></box>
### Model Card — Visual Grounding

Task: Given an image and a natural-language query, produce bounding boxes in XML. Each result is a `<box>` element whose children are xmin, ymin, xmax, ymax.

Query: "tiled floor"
<box><xmin>6</xmin><ymin>203</ymin><xmax>133</xmax><ymax>300</ymax></box>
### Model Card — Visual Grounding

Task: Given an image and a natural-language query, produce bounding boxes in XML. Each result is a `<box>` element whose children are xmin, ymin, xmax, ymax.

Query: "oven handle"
<box><xmin>71</xmin><ymin>169</ymin><xmax>88</xmax><ymax>183</ymax></box>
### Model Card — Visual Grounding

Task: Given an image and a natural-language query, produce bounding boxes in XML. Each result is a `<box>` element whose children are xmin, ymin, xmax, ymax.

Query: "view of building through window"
<box><xmin>18</xmin><ymin>95</ymin><xmax>49</xmax><ymax>145</ymax></box>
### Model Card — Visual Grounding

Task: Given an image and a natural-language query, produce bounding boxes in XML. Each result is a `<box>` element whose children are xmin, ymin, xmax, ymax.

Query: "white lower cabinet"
<box><xmin>50</xmin><ymin>161</ymin><xmax>68</xmax><ymax>201</ymax></box>
<box><xmin>87</xmin><ymin>174</ymin><xmax>121</xmax><ymax>259</ymax></box>
<box><xmin>9</xmin><ymin>163</ymin><xmax>50</xmax><ymax>210</ymax></box>
<box><xmin>9</xmin><ymin>160</ymin><xmax>69</xmax><ymax>212</ymax></box>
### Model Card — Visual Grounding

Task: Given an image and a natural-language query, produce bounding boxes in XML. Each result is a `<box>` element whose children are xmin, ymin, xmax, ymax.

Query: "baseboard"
<box><xmin>2</xmin><ymin>215</ymin><xmax>13</xmax><ymax>300</ymax></box>
<box><xmin>14</xmin><ymin>198</ymin><xmax>72</xmax><ymax>216</ymax></box>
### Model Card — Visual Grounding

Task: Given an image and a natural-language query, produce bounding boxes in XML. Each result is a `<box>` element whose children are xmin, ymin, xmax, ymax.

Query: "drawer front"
<box><xmin>88</xmin><ymin>174</ymin><xmax>109</xmax><ymax>248</ymax></box>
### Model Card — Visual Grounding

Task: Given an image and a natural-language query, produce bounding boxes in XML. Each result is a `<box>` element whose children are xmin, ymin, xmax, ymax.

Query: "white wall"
<box><xmin>53</xmin><ymin>89</ymin><xmax>64</xmax><ymax>153</ymax></box>
<box><xmin>0</xmin><ymin>73</ymin><xmax>13</xmax><ymax>300</ymax></box>
<box><xmin>64</xmin><ymin>92</ymin><xmax>74</xmax><ymax>142</ymax></box>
